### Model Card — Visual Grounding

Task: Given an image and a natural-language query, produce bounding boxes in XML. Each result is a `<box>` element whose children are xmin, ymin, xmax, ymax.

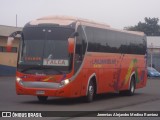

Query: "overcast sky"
<box><xmin>0</xmin><ymin>0</ymin><xmax>160</xmax><ymax>29</ymax></box>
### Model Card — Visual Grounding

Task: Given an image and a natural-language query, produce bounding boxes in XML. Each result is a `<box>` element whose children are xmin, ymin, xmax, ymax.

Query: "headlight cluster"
<box><xmin>16</xmin><ymin>77</ymin><xmax>23</xmax><ymax>85</ymax></box>
<box><xmin>59</xmin><ymin>79</ymin><xmax>70</xmax><ymax>87</ymax></box>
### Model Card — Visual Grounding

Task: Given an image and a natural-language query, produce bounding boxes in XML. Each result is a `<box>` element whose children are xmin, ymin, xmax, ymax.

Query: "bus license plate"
<box><xmin>36</xmin><ymin>90</ymin><xmax>45</xmax><ymax>95</ymax></box>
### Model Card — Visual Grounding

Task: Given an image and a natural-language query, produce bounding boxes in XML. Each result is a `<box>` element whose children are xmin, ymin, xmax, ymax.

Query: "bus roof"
<box><xmin>29</xmin><ymin>15</ymin><xmax>110</xmax><ymax>28</ymax></box>
<box><xmin>29</xmin><ymin>15</ymin><xmax>145</xmax><ymax>36</ymax></box>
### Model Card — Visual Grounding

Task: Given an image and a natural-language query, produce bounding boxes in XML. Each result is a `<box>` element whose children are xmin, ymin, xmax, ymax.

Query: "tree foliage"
<box><xmin>124</xmin><ymin>17</ymin><xmax>160</xmax><ymax>36</ymax></box>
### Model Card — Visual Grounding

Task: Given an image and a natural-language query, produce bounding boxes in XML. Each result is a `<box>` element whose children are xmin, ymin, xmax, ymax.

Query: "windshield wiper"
<box><xmin>21</xmin><ymin>66</ymin><xmax>63</xmax><ymax>74</ymax></box>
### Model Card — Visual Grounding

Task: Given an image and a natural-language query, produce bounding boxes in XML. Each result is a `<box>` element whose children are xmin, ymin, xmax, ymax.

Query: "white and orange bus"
<box><xmin>15</xmin><ymin>16</ymin><xmax>147</xmax><ymax>102</ymax></box>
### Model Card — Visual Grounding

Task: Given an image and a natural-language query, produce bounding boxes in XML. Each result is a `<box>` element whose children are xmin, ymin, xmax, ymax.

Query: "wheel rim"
<box><xmin>131</xmin><ymin>81</ymin><xmax>134</xmax><ymax>93</ymax></box>
<box><xmin>89</xmin><ymin>85</ymin><xmax>94</xmax><ymax>96</ymax></box>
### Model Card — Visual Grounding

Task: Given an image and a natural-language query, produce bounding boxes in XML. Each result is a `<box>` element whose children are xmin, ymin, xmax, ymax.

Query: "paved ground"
<box><xmin>0</xmin><ymin>77</ymin><xmax>160</xmax><ymax>120</ymax></box>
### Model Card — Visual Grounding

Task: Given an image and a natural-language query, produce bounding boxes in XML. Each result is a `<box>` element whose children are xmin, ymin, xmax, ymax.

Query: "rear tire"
<box><xmin>119</xmin><ymin>77</ymin><xmax>135</xmax><ymax>96</ymax></box>
<box><xmin>85</xmin><ymin>80</ymin><xmax>95</xmax><ymax>102</ymax></box>
<box><xmin>37</xmin><ymin>96</ymin><xmax>48</xmax><ymax>102</ymax></box>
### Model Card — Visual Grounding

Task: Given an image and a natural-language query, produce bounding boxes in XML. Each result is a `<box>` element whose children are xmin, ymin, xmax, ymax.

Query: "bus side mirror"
<box><xmin>68</xmin><ymin>38</ymin><xmax>75</xmax><ymax>54</ymax></box>
<box><xmin>74</xmin><ymin>32</ymin><xmax>79</xmax><ymax>37</ymax></box>
<box><xmin>70</xmin><ymin>32</ymin><xmax>79</xmax><ymax>37</ymax></box>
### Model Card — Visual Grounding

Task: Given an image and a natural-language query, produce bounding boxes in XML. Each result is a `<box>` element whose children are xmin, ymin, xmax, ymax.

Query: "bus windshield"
<box><xmin>18</xmin><ymin>26</ymin><xmax>74</xmax><ymax>74</ymax></box>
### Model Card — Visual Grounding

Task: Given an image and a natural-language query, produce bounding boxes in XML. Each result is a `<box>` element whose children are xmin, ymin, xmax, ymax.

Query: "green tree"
<box><xmin>124</xmin><ymin>17</ymin><xmax>160</xmax><ymax>36</ymax></box>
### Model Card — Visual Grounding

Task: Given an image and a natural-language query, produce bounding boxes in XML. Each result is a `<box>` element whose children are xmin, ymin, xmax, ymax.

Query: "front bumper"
<box><xmin>16</xmin><ymin>81</ymin><xmax>72</xmax><ymax>97</ymax></box>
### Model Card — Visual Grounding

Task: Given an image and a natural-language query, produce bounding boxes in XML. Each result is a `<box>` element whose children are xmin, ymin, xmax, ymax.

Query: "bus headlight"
<box><xmin>59</xmin><ymin>79</ymin><xmax>70</xmax><ymax>87</ymax></box>
<box><xmin>16</xmin><ymin>77</ymin><xmax>23</xmax><ymax>85</ymax></box>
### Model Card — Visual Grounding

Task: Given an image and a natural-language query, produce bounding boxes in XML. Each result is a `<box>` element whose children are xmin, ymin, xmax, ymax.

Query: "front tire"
<box><xmin>37</xmin><ymin>96</ymin><xmax>48</xmax><ymax>102</ymax></box>
<box><xmin>85</xmin><ymin>80</ymin><xmax>95</xmax><ymax>102</ymax></box>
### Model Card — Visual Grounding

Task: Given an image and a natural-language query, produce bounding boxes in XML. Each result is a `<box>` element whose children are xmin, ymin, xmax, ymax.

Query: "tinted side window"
<box><xmin>85</xmin><ymin>27</ymin><xmax>94</xmax><ymax>52</ymax></box>
<box><xmin>86</xmin><ymin>26</ymin><xmax>146</xmax><ymax>55</ymax></box>
<box><xmin>127</xmin><ymin>34</ymin><xmax>146</xmax><ymax>55</ymax></box>
<box><xmin>76</xmin><ymin>26</ymin><xmax>87</xmax><ymax>59</ymax></box>
<box><xmin>74</xmin><ymin>26</ymin><xmax>87</xmax><ymax>73</ymax></box>
<box><xmin>94</xmin><ymin>28</ymin><xmax>107</xmax><ymax>52</ymax></box>
<box><xmin>104</xmin><ymin>30</ymin><xmax>125</xmax><ymax>53</ymax></box>
<box><xmin>87</xmin><ymin>27</ymin><xmax>126</xmax><ymax>53</ymax></box>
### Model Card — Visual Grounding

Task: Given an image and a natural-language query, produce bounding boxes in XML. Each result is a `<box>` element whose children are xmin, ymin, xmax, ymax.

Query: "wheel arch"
<box><xmin>86</xmin><ymin>73</ymin><xmax>97</xmax><ymax>96</ymax></box>
<box><xmin>129</xmin><ymin>71</ymin><xmax>136</xmax><ymax>89</ymax></box>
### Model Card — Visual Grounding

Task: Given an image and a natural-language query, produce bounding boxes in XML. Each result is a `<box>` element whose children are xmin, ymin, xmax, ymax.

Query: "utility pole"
<box><xmin>16</xmin><ymin>14</ymin><xmax>17</xmax><ymax>27</ymax></box>
<box><xmin>151</xmin><ymin>43</ymin><xmax>153</xmax><ymax>68</ymax></box>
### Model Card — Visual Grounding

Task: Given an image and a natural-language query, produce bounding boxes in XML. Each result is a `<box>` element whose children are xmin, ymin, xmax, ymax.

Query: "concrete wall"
<box><xmin>0</xmin><ymin>64</ymin><xmax>16</xmax><ymax>76</ymax></box>
<box><xmin>147</xmin><ymin>48</ymin><xmax>160</xmax><ymax>72</ymax></box>
<box><xmin>0</xmin><ymin>36</ymin><xmax>19</xmax><ymax>76</ymax></box>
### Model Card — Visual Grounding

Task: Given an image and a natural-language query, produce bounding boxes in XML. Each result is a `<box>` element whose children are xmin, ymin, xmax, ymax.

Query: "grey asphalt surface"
<box><xmin>0</xmin><ymin>77</ymin><xmax>160</xmax><ymax>120</ymax></box>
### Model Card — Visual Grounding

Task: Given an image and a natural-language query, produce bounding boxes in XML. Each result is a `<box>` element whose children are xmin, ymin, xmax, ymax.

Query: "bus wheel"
<box><xmin>37</xmin><ymin>96</ymin><xmax>48</xmax><ymax>102</ymax></box>
<box><xmin>120</xmin><ymin>77</ymin><xmax>135</xmax><ymax>96</ymax></box>
<box><xmin>129</xmin><ymin>77</ymin><xmax>136</xmax><ymax>95</ymax></box>
<box><xmin>85</xmin><ymin>80</ymin><xmax>95</xmax><ymax>102</ymax></box>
